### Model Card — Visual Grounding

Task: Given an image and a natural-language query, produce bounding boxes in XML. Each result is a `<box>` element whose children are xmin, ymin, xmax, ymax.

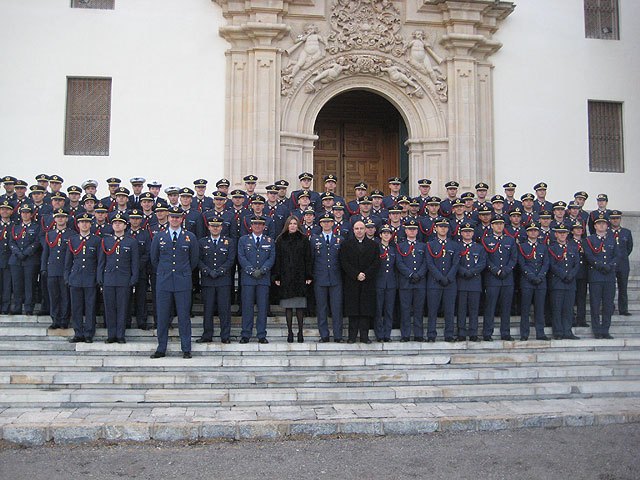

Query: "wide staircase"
<box><xmin>0</xmin><ymin>276</ymin><xmax>639</xmax><ymax>445</ymax></box>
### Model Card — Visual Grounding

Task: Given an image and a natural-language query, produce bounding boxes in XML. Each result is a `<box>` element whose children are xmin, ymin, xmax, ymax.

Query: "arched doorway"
<box><xmin>312</xmin><ymin>90</ymin><xmax>409</xmax><ymax>198</ymax></box>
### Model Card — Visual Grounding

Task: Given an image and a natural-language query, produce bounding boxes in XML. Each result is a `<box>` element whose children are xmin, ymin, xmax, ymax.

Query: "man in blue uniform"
<box><xmin>150</xmin><ymin>206</ymin><xmax>200</xmax><ymax>358</ymax></box>
<box><xmin>127</xmin><ymin>177</ymin><xmax>145</xmax><ymax>210</ymax></box>
<box><xmin>609</xmin><ymin>210</ymin><xmax>633</xmax><ymax>316</ymax></box>
<box><xmin>290</xmin><ymin>172</ymin><xmax>320</xmax><ymax>211</ymax></box>
<box><xmin>0</xmin><ymin>201</ymin><xmax>13</xmax><ymax>314</ymax></box>
<box><xmin>456</xmin><ymin>223</ymin><xmax>486</xmax><ymax>341</ymax></box>
<box><xmin>548</xmin><ymin>223</ymin><xmax>580</xmax><ymax>340</ymax></box>
<box><xmin>532</xmin><ymin>182</ymin><xmax>553</xmax><ymax>213</ymax></box>
<box><xmin>481</xmin><ymin>215</ymin><xmax>518</xmax><ymax>341</ymax></box>
<box><xmin>197</xmin><ymin>215</ymin><xmax>236</xmax><ymax>343</ymax></box>
<box><xmin>127</xmin><ymin>209</ymin><xmax>151</xmax><ymax>330</ymax></box>
<box><xmin>65</xmin><ymin>213</ymin><xmax>101</xmax><ymax>343</ymax></box>
<box><xmin>588</xmin><ymin>194</ymin><xmax>613</xmax><ymax>235</ymax></box>
<box><xmin>395</xmin><ymin>219</ymin><xmax>427</xmax><ymax>342</ymax></box>
<box><xmin>569</xmin><ymin>221</ymin><xmax>589</xmax><ymax>327</ymax></box>
<box><xmin>9</xmin><ymin>204</ymin><xmax>41</xmax><ymax>315</ymax></box>
<box><xmin>98</xmin><ymin>213</ymin><xmax>139</xmax><ymax>343</ymax></box>
<box><xmin>584</xmin><ymin>214</ymin><xmax>618</xmax><ymax>339</ymax></box>
<box><xmin>517</xmin><ymin>222</ymin><xmax>550</xmax><ymax>341</ymax></box>
<box><xmin>311</xmin><ymin>213</ymin><xmax>344</xmax><ymax>342</ymax></box>
<box><xmin>374</xmin><ymin>225</ymin><xmax>397</xmax><ymax>342</ymax></box>
<box><xmin>193</xmin><ymin>179</ymin><xmax>214</xmax><ymax>213</ymax></box>
<box><xmin>383</xmin><ymin>177</ymin><xmax>402</xmax><ymax>209</ymax></box>
<box><xmin>425</xmin><ymin>218</ymin><xmax>460</xmax><ymax>342</ymax></box>
<box><xmin>439</xmin><ymin>181</ymin><xmax>460</xmax><ymax>217</ymax></box>
<box><xmin>41</xmin><ymin>208</ymin><xmax>74</xmax><ymax>329</ymax></box>
<box><xmin>237</xmin><ymin>217</ymin><xmax>275</xmax><ymax>343</ymax></box>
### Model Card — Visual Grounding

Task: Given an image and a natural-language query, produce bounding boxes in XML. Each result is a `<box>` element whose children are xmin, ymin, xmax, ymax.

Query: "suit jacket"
<box><xmin>150</xmin><ymin>229</ymin><xmax>199</xmax><ymax>292</ymax></box>
<box><xmin>64</xmin><ymin>234</ymin><xmax>101</xmax><ymax>287</ymax></box>
<box><xmin>97</xmin><ymin>235</ymin><xmax>139</xmax><ymax>287</ymax></box>
<box><xmin>237</xmin><ymin>234</ymin><xmax>275</xmax><ymax>286</ymax></box>
<box><xmin>199</xmin><ymin>235</ymin><xmax>236</xmax><ymax>287</ymax></box>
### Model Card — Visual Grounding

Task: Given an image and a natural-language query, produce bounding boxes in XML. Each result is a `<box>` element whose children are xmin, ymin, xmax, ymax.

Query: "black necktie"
<box><xmin>213</xmin><ymin>238</ymin><xmax>217</xmax><ymax>247</ymax></box>
<box><xmin>326</xmin><ymin>235</ymin><xmax>330</xmax><ymax>245</ymax></box>
<box><xmin>255</xmin><ymin>236</ymin><xmax>260</xmax><ymax>248</ymax></box>
<box><xmin>172</xmin><ymin>231</ymin><xmax>177</xmax><ymax>246</ymax></box>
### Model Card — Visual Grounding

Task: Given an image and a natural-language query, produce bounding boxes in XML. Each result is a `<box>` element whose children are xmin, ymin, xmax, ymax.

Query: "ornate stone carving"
<box><xmin>302</xmin><ymin>55</ymin><xmax>425</xmax><ymax>99</ymax></box>
<box><xmin>282</xmin><ymin>24</ymin><xmax>327</xmax><ymax>77</ymax></box>
<box><xmin>326</xmin><ymin>0</ymin><xmax>404</xmax><ymax>56</ymax></box>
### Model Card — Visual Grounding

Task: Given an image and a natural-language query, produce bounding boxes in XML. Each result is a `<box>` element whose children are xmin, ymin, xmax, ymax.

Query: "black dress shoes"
<box><xmin>520</xmin><ymin>336</ymin><xmax>528</xmax><ymax>341</ymax></box>
<box><xmin>319</xmin><ymin>337</ymin><xmax>330</xmax><ymax>343</ymax></box>
<box><xmin>258</xmin><ymin>338</ymin><xmax>269</xmax><ymax>344</ymax></box>
<box><xmin>84</xmin><ymin>337</ymin><xmax>93</xmax><ymax>343</ymax></box>
<box><xmin>501</xmin><ymin>335</ymin><xmax>514</xmax><ymax>341</ymax></box>
<box><xmin>116</xmin><ymin>338</ymin><xmax>126</xmax><ymax>344</ymax></box>
<box><xmin>183</xmin><ymin>352</ymin><xmax>192</xmax><ymax>359</ymax></box>
<box><xmin>49</xmin><ymin>324</ymin><xmax>60</xmax><ymax>330</ymax></box>
<box><xmin>444</xmin><ymin>337</ymin><xmax>455</xmax><ymax>343</ymax></box>
<box><xmin>68</xmin><ymin>337</ymin><xmax>84</xmax><ymax>343</ymax></box>
<box><xmin>150</xmin><ymin>351</ymin><xmax>165</xmax><ymax>359</ymax></box>
<box><xmin>297</xmin><ymin>332</ymin><xmax>304</xmax><ymax>343</ymax></box>
<box><xmin>602</xmin><ymin>333</ymin><xmax>614</xmax><ymax>339</ymax></box>
<box><xmin>553</xmin><ymin>335</ymin><xmax>563</xmax><ymax>340</ymax></box>
<box><xmin>414</xmin><ymin>337</ymin><xmax>425</xmax><ymax>342</ymax></box>
<box><xmin>239</xmin><ymin>337</ymin><xmax>250</xmax><ymax>344</ymax></box>
<box><xmin>537</xmin><ymin>335</ymin><xmax>550</xmax><ymax>341</ymax></box>
<box><xmin>334</xmin><ymin>338</ymin><xmax>343</xmax><ymax>343</ymax></box>
<box><xmin>196</xmin><ymin>338</ymin><xmax>212</xmax><ymax>343</ymax></box>
<box><xmin>483</xmin><ymin>336</ymin><xmax>493</xmax><ymax>341</ymax></box>
<box><xmin>399</xmin><ymin>337</ymin><xmax>410</xmax><ymax>342</ymax></box>
<box><xmin>347</xmin><ymin>339</ymin><xmax>356</xmax><ymax>344</ymax></box>
<box><xmin>383</xmin><ymin>338</ymin><xmax>391</xmax><ymax>343</ymax></box>
<box><xmin>361</xmin><ymin>339</ymin><xmax>372</xmax><ymax>344</ymax></box>
<box><xmin>221</xmin><ymin>339</ymin><xmax>231</xmax><ymax>344</ymax></box>
<box><xmin>426</xmin><ymin>338</ymin><xmax>436</xmax><ymax>343</ymax></box>
<box><xmin>456</xmin><ymin>336</ymin><xmax>467</xmax><ymax>342</ymax></box>
<box><xmin>564</xmin><ymin>333</ymin><xmax>580</xmax><ymax>340</ymax></box>
<box><xmin>105</xmin><ymin>338</ymin><xmax>117</xmax><ymax>344</ymax></box>
<box><xmin>594</xmin><ymin>333</ymin><xmax>602</xmax><ymax>339</ymax></box>
<box><xmin>469</xmin><ymin>336</ymin><xmax>480</xmax><ymax>342</ymax></box>
<box><xmin>621</xmin><ymin>312</ymin><xmax>632</xmax><ymax>316</ymax></box>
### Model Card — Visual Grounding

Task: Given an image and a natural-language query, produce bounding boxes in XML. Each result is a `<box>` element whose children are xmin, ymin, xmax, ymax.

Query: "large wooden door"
<box><xmin>313</xmin><ymin>91</ymin><xmax>402</xmax><ymax>198</ymax></box>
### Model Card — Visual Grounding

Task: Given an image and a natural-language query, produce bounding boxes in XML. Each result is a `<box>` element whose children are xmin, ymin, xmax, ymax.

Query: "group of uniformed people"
<box><xmin>0</xmin><ymin>173</ymin><xmax>633</xmax><ymax>358</ymax></box>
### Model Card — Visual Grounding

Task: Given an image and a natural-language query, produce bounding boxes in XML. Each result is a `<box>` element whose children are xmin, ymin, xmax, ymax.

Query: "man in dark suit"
<box><xmin>150</xmin><ymin>206</ymin><xmax>200</xmax><ymax>358</ymax></box>
<box><xmin>609</xmin><ymin>210</ymin><xmax>633</xmax><ymax>316</ymax></box>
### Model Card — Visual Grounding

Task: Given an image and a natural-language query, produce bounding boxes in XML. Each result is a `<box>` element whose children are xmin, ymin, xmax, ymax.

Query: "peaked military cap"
<box><xmin>49</xmin><ymin>175</ymin><xmax>63</xmax><ymax>183</ymax></box>
<box><xmin>206</xmin><ymin>215</ymin><xmax>224</xmax><ymax>225</ymax></box>
<box><xmin>139</xmin><ymin>192</ymin><xmax>155</xmax><ymax>201</ymax></box>
<box><xmin>35</xmin><ymin>174</ymin><xmax>50</xmax><ymax>182</ymax></box>
<box><xmin>193</xmin><ymin>179</ymin><xmax>208</xmax><ymax>186</ymax></box>
<box><xmin>115</xmin><ymin>187</ymin><xmax>130</xmax><ymax>196</ymax></box>
<box><xmin>490</xmin><ymin>214</ymin><xmax>505</xmax><ymax>224</ymax></box>
<box><xmin>427</xmin><ymin>196</ymin><xmax>441</xmax><ymax>205</ymax></box>
<box><xmin>243</xmin><ymin>175</ymin><xmax>258</xmax><ymax>183</ymax></box>
<box><xmin>164</xmin><ymin>186</ymin><xmax>179</xmax><ymax>195</ymax></box>
<box><xmin>477</xmin><ymin>205</ymin><xmax>492</xmax><ymax>214</ymax></box>
<box><xmin>297</xmin><ymin>190</ymin><xmax>310</xmax><ymax>199</ymax></box>
<box><xmin>509</xmin><ymin>207</ymin><xmax>523</xmax><ymax>216</ymax></box>
<box><xmin>574</xmin><ymin>191</ymin><xmax>589</xmax><ymax>200</ymax></box>
<box><xmin>404</xmin><ymin>219</ymin><xmax>419</xmax><ymax>228</ymax></box>
<box><xmin>553</xmin><ymin>223</ymin><xmax>569</xmax><ymax>233</ymax></box>
<box><xmin>275</xmin><ymin>179</ymin><xmax>289</xmax><ymax>188</ymax></box>
<box><xmin>354</xmin><ymin>181</ymin><xmax>368</xmax><ymax>190</ymax></box>
<box><xmin>461</xmin><ymin>222</ymin><xmax>475</xmax><ymax>232</ymax></box>
<box><xmin>179</xmin><ymin>187</ymin><xmax>195</xmax><ymax>197</ymax></box>
<box><xmin>67</xmin><ymin>185</ymin><xmax>82</xmax><ymax>194</ymax></box>
<box><xmin>533</xmin><ymin>182</ymin><xmax>548</xmax><ymax>191</ymax></box>
<box><xmin>81</xmin><ymin>179</ymin><xmax>98</xmax><ymax>189</ymax></box>
<box><xmin>452</xmin><ymin>198</ymin><xmax>464</xmax><ymax>207</ymax></box>
<box><xmin>297</xmin><ymin>172</ymin><xmax>312</xmax><ymax>181</ymax></box>
<box><xmin>567</xmin><ymin>202</ymin><xmax>580</xmax><ymax>209</ymax></box>
<box><xmin>397</xmin><ymin>195</ymin><xmax>411</xmax><ymax>204</ymax></box>
<box><xmin>388</xmin><ymin>206</ymin><xmax>403</xmax><ymax>213</ymax></box>
<box><xmin>29</xmin><ymin>185</ymin><xmax>46</xmax><ymax>193</ymax></box>
<box><xmin>409</xmin><ymin>197</ymin><xmax>420</xmax><ymax>206</ymax></box>
<box><xmin>303</xmin><ymin>207</ymin><xmax>315</xmax><ymax>215</ymax></box>
<box><xmin>359</xmin><ymin>196</ymin><xmax>372</xmax><ymax>204</ymax></box>
<box><xmin>50</xmin><ymin>192</ymin><xmax>67</xmax><ymax>200</ymax></box>
<box><xmin>332</xmin><ymin>202</ymin><xmax>345</xmax><ymax>210</ymax></box>
<box><xmin>53</xmin><ymin>208</ymin><xmax>68</xmax><ymax>217</ymax></box>
<box><xmin>212</xmin><ymin>190</ymin><xmax>228</xmax><ymax>199</ymax></box>
<box><xmin>323</xmin><ymin>174</ymin><xmax>337</xmax><ymax>183</ymax></box>
<box><xmin>128</xmin><ymin>209</ymin><xmax>143</xmax><ymax>219</ymax></box>
<box><xmin>475</xmin><ymin>182</ymin><xmax>489</xmax><ymax>190</ymax></box>
<box><xmin>168</xmin><ymin>206</ymin><xmax>184</xmax><ymax>216</ymax></box>
<box><xmin>388</xmin><ymin>176</ymin><xmax>401</xmax><ymax>184</ymax></box>
<box><xmin>596</xmin><ymin>193</ymin><xmax>608</xmax><ymax>202</ymax></box>
<box><xmin>215</xmin><ymin>178</ymin><xmax>230</xmax><ymax>188</ymax></box>
<box><xmin>445</xmin><ymin>181</ymin><xmax>459</xmax><ymax>188</ymax></box>
<box><xmin>520</xmin><ymin>193</ymin><xmax>535</xmax><ymax>201</ymax></box>
<box><xmin>570</xmin><ymin>221</ymin><xmax>584</xmax><ymax>230</ymax></box>
<box><xmin>82</xmin><ymin>193</ymin><xmax>97</xmax><ymax>203</ymax></box>
<box><xmin>364</xmin><ymin>220</ymin><xmax>376</xmax><ymax>228</ymax></box>
<box><xmin>250</xmin><ymin>216</ymin><xmax>266</xmax><ymax>224</ymax></box>
<box><xmin>319</xmin><ymin>192</ymin><xmax>334</xmax><ymax>200</ymax></box>
<box><xmin>369</xmin><ymin>189</ymin><xmax>383</xmax><ymax>198</ymax></box>
<box><xmin>0</xmin><ymin>200</ymin><xmax>13</xmax><ymax>209</ymax></box>
<box><xmin>106</xmin><ymin>177</ymin><xmax>121</xmax><ymax>185</ymax></box>
<box><xmin>593</xmin><ymin>213</ymin><xmax>609</xmax><ymax>224</ymax></box>
<box><xmin>460</xmin><ymin>192</ymin><xmax>475</xmax><ymax>201</ymax></box>
<box><xmin>250</xmin><ymin>194</ymin><xmax>265</xmax><ymax>204</ymax></box>
<box><xmin>435</xmin><ymin>217</ymin><xmax>450</xmax><ymax>227</ymax></box>
<box><xmin>111</xmin><ymin>212</ymin><xmax>128</xmax><ymax>223</ymax></box>
<box><xmin>147</xmin><ymin>180</ymin><xmax>162</xmax><ymax>188</ymax></box>
<box><xmin>379</xmin><ymin>224</ymin><xmax>392</xmax><ymax>233</ymax></box>
<box><xmin>154</xmin><ymin>200</ymin><xmax>169</xmax><ymax>212</ymax></box>
<box><xmin>76</xmin><ymin>212</ymin><xmax>94</xmax><ymax>222</ymax></box>
<box><xmin>552</xmin><ymin>201</ymin><xmax>567</xmax><ymax>209</ymax></box>
<box><xmin>318</xmin><ymin>212</ymin><xmax>335</xmax><ymax>222</ymax></box>
<box><xmin>265</xmin><ymin>184</ymin><xmax>278</xmax><ymax>193</ymax></box>
<box><xmin>94</xmin><ymin>203</ymin><xmax>108</xmax><ymax>213</ymax></box>
<box><xmin>14</xmin><ymin>180</ymin><xmax>28</xmax><ymax>188</ymax></box>
<box><xmin>503</xmin><ymin>182</ymin><xmax>517</xmax><ymax>189</ymax></box>
<box><xmin>230</xmin><ymin>189</ymin><xmax>245</xmax><ymax>198</ymax></box>
<box><xmin>491</xmin><ymin>195</ymin><xmax>505</xmax><ymax>203</ymax></box>
<box><xmin>538</xmin><ymin>210</ymin><xmax>552</xmax><ymax>219</ymax></box>
<box><xmin>417</xmin><ymin>178</ymin><xmax>432</xmax><ymax>186</ymax></box>
<box><xmin>610</xmin><ymin>210</ymin><xmax>622</xmax><ymax>218</ymax></box>
<box><xmin>19</xmin><ymin>204</ymin><xmax>33</xmax><ymax>213</ymax></box>
<box><xmin>527</xmin><ymin>221</ymin><xmax>541</xmax><ymax>231</ymax></box>
<box><xmin>130</xmin><ymin>177</ymin><xmax>146</xmax><ymax>185</ymax></box>
<box><xmin>2</xmin><ymin>176</ymin><xmax>17</xmax><ymax>185</ymax></box>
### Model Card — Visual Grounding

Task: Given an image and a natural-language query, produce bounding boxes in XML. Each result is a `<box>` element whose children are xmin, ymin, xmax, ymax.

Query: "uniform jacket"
<box><xmin>456</xmin><ymin>241</ymin><xmax>486</xmax><ymax>292</ymax></box>
<box><xmin>584</xmin><ymin>234</ymin><xmax>618</xmax><ymax>283</ymax></box>
<box><xmin>64</xmin><ymin>234</ymin><xmax>101</xmax><ymax>287</ymax></box>
<box><xmin>0</xmin><ymin>220</ymin><xmax>13</xmax><ymax>269</ymax></box>
<box><xmin>41</xmin><ymin>228</ymin><xmax>75</xmax><ymax>277</ymax></box>
<box><xmin>611</xmin><ymin>227</ymin><xmax>633</xmax><ymax>273</ymax></box>
<box><xmin>375</xmin><ymin>241</ymin><xmax>397</xmax><ymax>289</ymax></box>
<box><xmin>569</xmin><ymin>237</ymin><xmax>588</xmax><ymax>280</ymax></box>
<box><xmin>150</xmin><ymin>229</ymin><xmax>199</xmax><ymax>292</ymax></box>
<box><xmin>395</xmin><ymin>239</ymin><xmax>428</xmax><ymax>289</ymax></box>
<box><xmin>237</xmin><ymin>233</ymin><xmax>275</xmax><ymax>286</ymax></box>
<box><xmin>198</xmin><ymin>235</ymin><xmax>236</xmax><ymax>287</ymax></box>
<box><xmin>425</xmin><ymin>238</ymin><xmax>460</xmax><ymax>288</ymax></box>
<box><xmin>517</xmin><ymin>240</ymin><xmax>550</xmax><ymax>290</ymax></box>
<box><xmin>310</xmin><ymin>232</ymin><xmax>343</xmax><ymax>287</ymax></box>
<box><xmin>9</xmin><ymin>222</ymin><xmax>41</xmax><ymax>266</ymax></box>
<box><xmin>97</xmin><ymin>235</ymin><xmax>139</xmax><ymax>287</ymax></box>
<box><xmin>481</xmin><ymin>233</ymin><xmax>517</xmax><ymax>286</ymax></box>
<box><xmin>128</xmin><ymin>228</ymin><xmax>151</xmax><ymax>274</ymax></box>
<box><xmin>548</xmin><ymin>242</ymin><xmax>580</xmax><ymax>290</ymax></box>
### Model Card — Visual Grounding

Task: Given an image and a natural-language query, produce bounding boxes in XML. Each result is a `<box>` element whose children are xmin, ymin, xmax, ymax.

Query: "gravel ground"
<box><xmin>1</xmin><ymin>424</ymin><xmax>638</xmax><ymax>480</ymax></box>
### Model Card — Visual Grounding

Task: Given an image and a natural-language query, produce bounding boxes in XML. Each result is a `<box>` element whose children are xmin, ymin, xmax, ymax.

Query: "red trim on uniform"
<box><xmin>68</xmin><ymin>238</ymin><xmax>86</xmax><ymax>255</ymax></box>
<box><xmin>548</xmin><ymin>244</ymin><xmax>567</xmax><ymax>261</ymax></box>
<box><xmin>427</xmin><ymin>243</ymin><xmax>445</xmax><ymax>258</ymax></box>
<box><xmin>396</xmin><ymin>243</ymin><xmax>415</xmax><ymax>257</ymax></box>
<box><xmin>586</xmin><ymin>237</ymin><xmax>604</xmax><ymax>254</ymax></box>
<box><xmin>101</xmin><ymin>237</ymin><xmax>121</xmax><ymax>256</ymax></box>
<box><xmin>45</xmin><ymin>230</ymin><xmax>62</xmax><ymax>248</ymax></box>
<box><xmin>481</xmin><ymin>236</ymin><xmax>500</xmax><ymax>253</ymax></box>
<box><xmin>518</xmin><ymin>243</ymin><xmax>536</xmax><ymax>260</ymax></box>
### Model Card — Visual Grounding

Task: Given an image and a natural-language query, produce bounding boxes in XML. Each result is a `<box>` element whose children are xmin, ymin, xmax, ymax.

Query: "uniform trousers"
<box><xmin>70</xmin><ymin>286</ymin><xmax>96</xmax><ymax>339</ymax></box>
<box><xmin>457</xmin><ymin>291</ymin><xmax>481</xmax><ymax>337</ymax></box>
<box><xmin>240</xmin><ymin>285</ymin><xmax>269</xmax><ymax>340</ymax></box>
<box><xmin>375</xmin><ymin>287</ymin><xmax>395</xmax><ymax>340</ymax></box>
<box><xmin>483</xmin><ymin>285</ymin><xmax>514</xmax><ymax>338</ymax></box>
<box><xmin>128</xmin><ymin>273</ymin><xmax>148</xmax><ymax>329</ymax></box>
<box><xmin>616</xmin><ymin>270</ymin><xmax>630</xmax><ymax>314</ymax></box>
<box><xmin>550</xmin><ymin>289</ymin><xmax>576</xmax><ymax>337</ymax></box>
<box><xmin>574</xmin><ymin>278</ymin><xmax>588</xmax><ymax>324</ymax></box>
<box><xmin>103</xmin><ymin>286</ymin><xmax>131</xmax><ymax>340</ymax></box>
<box><xmin>156</xmin><ymin>289</ymin><xmax>192</xmax><ymax>353</ymax></box>
<box><xmin>399</xmin><ymin>288</ymin><xmax>425</xmax><ymax>338</ymax></box>
<box><xmin>0</xmin><ymin>267</ymin><xmax>11</xmax><ymax>313</ymax></box>
<box><xmin>47</xmin><ymin>276</ymin><xmax>69</xmax><ymax>327</ymax></box>
<box><xmin>202</xmin><ymin>285</ymin><xmax>231</xmax><ymax>340</ymax></box>
<box><xmin>314</xmin><ymin>284</ymin><xmax>343</xmax><ymax>340</ymax></box>
<box><xmin>348</xmin><ymin>315</ymin><xmax>371</xmax><ymax>342</ymax></box>
<box><xmin>10</xmin><ymin>264</ymin><xmax>38</xmax><ymax>314</ymax></box>
<box><xmin>589</xmin><ymin>281</ymin><xmax>615</xmax><ymax>335</ymax></box>
<box><xmin>38</xmin><ymin>271</ymin><xmax>49</xmax><ymax>313</ymax></box>
<box><xmin>520</xmin><ymin>288</ymin><xmax>546</xmax><ymax>338</ymax></box>
<box><xmin>427</xmin><ymin>285</ymin><xmax>456</xmax><ymax>339</ymax></box>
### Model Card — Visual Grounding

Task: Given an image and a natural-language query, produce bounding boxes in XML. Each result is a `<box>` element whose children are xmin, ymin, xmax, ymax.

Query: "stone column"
<box><xmin>406</xmin><ymin>139</ymin><xmax>449</xmax><ymax>197</ymax></box>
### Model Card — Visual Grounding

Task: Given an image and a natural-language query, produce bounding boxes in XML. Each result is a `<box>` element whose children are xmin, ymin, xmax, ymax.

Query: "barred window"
<box><xmin>64</xmin><ymin>78</ymin><xmax>112</xmax><ymax>156</ymax></box>
<box><xmin>584</xmin><ymin>0</ymin><xmax>619</xmax><ymax>40</ymax></box>
<box><xmin>588</xmin><ymin>101</ymin><xmax>624</xmax><ymax>173</ymax></box>
<box><xmin>71</xmin><ymin>0</ymin><xmax>115</xmax><ymax>10</ymax></box>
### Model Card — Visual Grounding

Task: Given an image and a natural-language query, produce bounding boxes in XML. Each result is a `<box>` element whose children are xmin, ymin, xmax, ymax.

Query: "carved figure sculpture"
<box><xmin>305</xmin><ymin>57</ymin><xmax>349</xmax><ymax>92</ymax></box>
<box><xmin>406</xmin><ymin>30</ymin><xmax>446</xmax><ymax>83</ymax></box>
<box><xmin>285</xmin><ymin>24</ymin><xmax>326</xmax><ymax>77</ymax></box>
<box><xmin>380</xmin><ymin>60</ymin><xmax>422</xmax><ymax>96</ymax></box>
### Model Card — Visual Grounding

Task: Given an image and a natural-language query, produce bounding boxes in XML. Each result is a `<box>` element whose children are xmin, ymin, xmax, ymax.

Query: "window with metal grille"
<box><xmin>588</xmin><ymin>101</ymin><xmax>624</xmax><ymax>173</ymax></box>
<box><xmin>64</xmin><ymin>78</ymin><xmax>112</xmax><ymax>156</ymax></box>
<box><xmin>584</xmin><ymin>0</ymin><xmax>619</xmax><ymax>40</ymax></box>
<box><xmin>71</xmin><ymin>0</ymin><xmax>115</xmax><ymax>10</ymax></box>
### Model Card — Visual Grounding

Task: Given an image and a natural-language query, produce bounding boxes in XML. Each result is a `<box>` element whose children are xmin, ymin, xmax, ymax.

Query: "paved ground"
<box><xmin>1</xmin><ymin>424</ymin><xmax>638</xmax><ymax>480</ymax></box>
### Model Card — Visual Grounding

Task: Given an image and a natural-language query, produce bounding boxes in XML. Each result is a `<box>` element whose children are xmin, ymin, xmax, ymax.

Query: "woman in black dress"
<box><xmin>274</xmin><ymin>216</ymin><xmax>313</xmax><ymax>342</ymax></box>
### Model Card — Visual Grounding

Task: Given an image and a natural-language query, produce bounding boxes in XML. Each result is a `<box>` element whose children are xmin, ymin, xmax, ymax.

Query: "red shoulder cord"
<box><xmin>419</xmin><ymin>219</ymin><xmax>435</xmax><ymax>236</ymax></box>
<box><xmin>379</xmin><ymin>245</ymin><xmax>389</xmax><ymax>259</ymax></box>
<box><xmin>346</xmin><ymin>202</ymin><xmax>359</xmax><ymax>216</ymax></box>
<box><xmin>1</xmin><ymin>224</ymin><xmax>8</xmax><ymax>241</ymax></box>
<box><xmin>586</xmin><ymin>237</ymin><xmax>604</xmax><ymax>254</ymax></box>
<box><xmin>428</xmin><ymin>242</ymin><xmax>445</xmax><ymax>258</ymax></box>
<box><xmin>69</xmin><ymin>237</ymin><xmax>87</xmax><ymax>255</ymax></box>
<box><xmin>459</xmin><ymin>244</ymin><xmax>471</xmax><ymax>257</ymax></box>
<box><xmin>518</xmin><ymin>243</ymin><xmax>536</xmax><ymax>260</ymax></box>
<box><xmin>481</xmin><ymin>236</ymin><xmax>500</xmax><ymax>253</ymax></box>
<box><xmin>548</xmin><ymin>244</ymin><xmax>567</xmax><ymax>261</ymax></box>
<box><xmin>396</xmin><ymin>243</ymin><xmax>415</xmax><ymax>257</ymax></box>
<box><xmin>11</xmin><ymin>225</ymin><xmax>26</xmax><ymax>241</ymax></box>
<box><xmin>101</xmin><ymin>237</ymin><xmax>121</xmax><ymax>256</ymax></box>
<box><xmin>45</xmin><ymin>230</ymin><xmax>62</xmax><ymax>248</ymax></box>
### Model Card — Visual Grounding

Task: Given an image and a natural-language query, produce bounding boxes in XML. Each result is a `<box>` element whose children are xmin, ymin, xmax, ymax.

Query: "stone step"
<box><xmin>3</xmin><ymin>364</ymin><xmax>640</xmax><ymax>389</ymax></box>
<box><xmin>1</xmin><ymin>379</ymin><xmax>639</xmax><ymax>408</ymax></box>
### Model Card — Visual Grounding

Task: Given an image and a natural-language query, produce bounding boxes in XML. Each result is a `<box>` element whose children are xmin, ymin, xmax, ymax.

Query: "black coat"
<box><xmin>339</xmin><ymin>236</ymin><xmax>380</xmax><ymax>317</ymax></box>
<box><xmin>274</xmin><ymin>231</ymin><xmax>312</xmax><ymax>300</ymax></box>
